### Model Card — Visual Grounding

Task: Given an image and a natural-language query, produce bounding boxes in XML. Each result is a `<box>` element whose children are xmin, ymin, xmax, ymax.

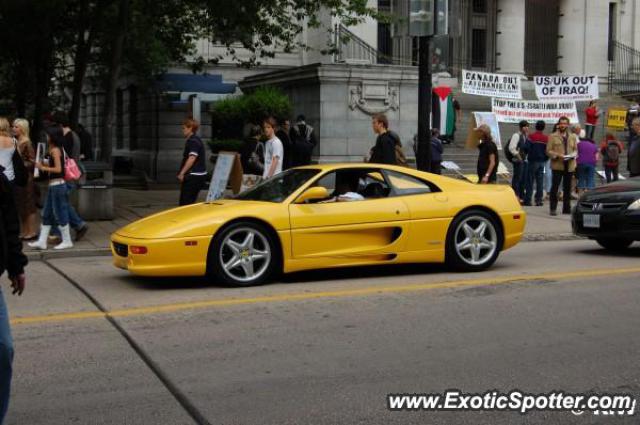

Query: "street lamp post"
<box><xmin>416</xmin><ymin>35</ymin><xmax>432</xmax><ymax>172</ymax></box>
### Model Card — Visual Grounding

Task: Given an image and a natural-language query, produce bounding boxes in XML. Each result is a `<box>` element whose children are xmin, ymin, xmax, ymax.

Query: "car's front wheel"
<box><xmin>446</xmin><ymin>210</ymin><xmax>502</xmax><ymax>272</ymax></box>
<box><xmin>208</xmin><ymin>222</ymin><xmax>277</xmax><ymax>286</ymax></box>
<box><xmin>595</xmin><ymin>237</ymin><xmax>634</xmax><ymax>251</ymax></box>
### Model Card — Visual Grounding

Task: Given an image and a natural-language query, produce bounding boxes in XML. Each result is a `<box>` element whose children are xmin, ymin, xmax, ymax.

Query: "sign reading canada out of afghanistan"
<box><xmin>462</xmin><ymin>70</ymin><xmax>522</xmax><ymax>99</ymax></box>
<box><xmin>492</xmin><ymin>98</ymin><xmax>579</xmax><ymax>124</ymax></box>
<box><xmin>534</xmin><ymin>75</ymin><xmax>599</xmax><ymax>101</ymax></box>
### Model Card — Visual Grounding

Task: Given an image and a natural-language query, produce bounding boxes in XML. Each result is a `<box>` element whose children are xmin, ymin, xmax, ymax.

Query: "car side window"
<box><xmin>311</xmin><ymin>169</ymin><xmax>391</xmax><ymax>202</ymax></box>
<box><xmin>385</xmin><ymin>170</ymin><xmax>433</xmax><ymax>196</ymax></box>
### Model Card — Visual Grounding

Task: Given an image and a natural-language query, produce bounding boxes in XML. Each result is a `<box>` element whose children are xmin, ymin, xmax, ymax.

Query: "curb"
<box><xmin>522</xmin><ymin>233</ymin><xmax>585</xmax><ymax>242</ymax></box>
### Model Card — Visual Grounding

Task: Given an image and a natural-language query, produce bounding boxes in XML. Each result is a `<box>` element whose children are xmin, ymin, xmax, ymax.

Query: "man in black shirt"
<box><xmin>177</xmin><ymin>118</ymin><xmax>207</xmax><ymax>205</ymax></box>
<box><xmin>369</xmin><ymin>113</ymin><xmax>396</xmax><ymax>165</ymax></box>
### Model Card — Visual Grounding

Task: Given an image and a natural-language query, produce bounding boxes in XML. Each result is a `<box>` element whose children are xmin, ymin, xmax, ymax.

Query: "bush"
<box><xmin>207</xmin><ymin>139</ymin><xmax>244</xmax><ymax>154</ymax></box>
<box><xmin>211</xmin><ymin>87</ymin><xmax>292</xmax><ymax>141</ymax></box>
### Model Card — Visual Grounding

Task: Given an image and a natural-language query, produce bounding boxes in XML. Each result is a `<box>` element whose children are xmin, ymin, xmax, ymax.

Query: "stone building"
<box><xmin>76</xmin><ymin>0</ymin><xmax>640</xmax><ymax>183</ymax></box>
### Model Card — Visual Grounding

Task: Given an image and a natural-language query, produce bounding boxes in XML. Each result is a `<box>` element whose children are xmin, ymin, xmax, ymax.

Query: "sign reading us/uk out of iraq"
<box><xmin>491</xmin><ymin>98</ymin><xmax>579</xmax><ymax>124</ymax></box>
<box><xmin>462</xmin><ymin>70</ymin><xmax>522</xmax><ymax>99</ymax></box>
<box><xmin>534</xmin><ymin>75</ymin><xmax>599</xmax><ymax>101</ymax></box>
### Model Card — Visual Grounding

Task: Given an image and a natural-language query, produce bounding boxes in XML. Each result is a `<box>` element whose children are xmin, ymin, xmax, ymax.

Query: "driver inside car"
<box><xmin>321</xmin><ymin>172</ymin><xmax>364</xmax><ymax>202</ymax></box>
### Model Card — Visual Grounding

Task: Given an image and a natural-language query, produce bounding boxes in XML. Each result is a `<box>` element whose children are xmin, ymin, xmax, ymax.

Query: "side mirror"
<box><xmin>295</xmin><ymin>186</ymin><xmax>330</xmax><ymax>204</ymax></box>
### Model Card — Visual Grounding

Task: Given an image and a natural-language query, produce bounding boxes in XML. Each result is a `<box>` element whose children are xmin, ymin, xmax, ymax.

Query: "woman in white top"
<box><xmin>0</xmin><ymin>118</ymin><xmax>16</xmax><ymax>183</ymax></box>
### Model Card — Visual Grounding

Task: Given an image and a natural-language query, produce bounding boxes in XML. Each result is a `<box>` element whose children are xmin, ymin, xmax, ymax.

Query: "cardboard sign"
<box><xmin>206</xmin><ymin>151</ymin><xmax>243</xmax><ymax>202</ymax></box>
<box><xmin>606</xmin><ymin>108</ymin><xmax>628</xmax><ymax>130</ymax></box>
<box><xmin>465</xmin><ymin>112</ymin><xmax>502</xmax><ymax>150</ymax></box>
<box><xmin>534</xmin><ymin>75</ymin><xmax>599</xmax><ymax>101</ymax></box>
<box><xmin>492</xmin><ymin>98</ymin><xmax>579</xmax><ymax>124</ymax></box>
<box><xmin>462</xmin><ymin>70</ymin><xmax>522</xmax><ymax>99</ymax></box>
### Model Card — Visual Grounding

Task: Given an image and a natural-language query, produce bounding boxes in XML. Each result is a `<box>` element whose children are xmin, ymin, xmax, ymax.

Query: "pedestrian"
<box><xmin>584</xmin><ymin>100</ymin><xmax>600</xmax><ymax>141</ymax></box>
<box><xmin>276</xmin><ymin>118</ymin><xmax>293</xmax><ymax>170</ymax></box>
<box><xmin>29</xmin><ymin>126</ymin><xmax>75</xmax><ymax>249</ymax></box>
<box><xmin>0</xmin><ymin>166</ymin><xmax>27</xmax><ymax>424</ymax></box>
<box><xmin>507</xmin><ymin>120</ymin><xmax>530</xmax><ymax>203</ymax></box>
<box><xmin>576</xmin><ymin>131</ymin><xmax>599</xmax><ymax>196</ymax></box>
<box><xmin>0</xmin><ymin>118</ymin><xmax>17</xmax><ymax>187</ymax></box>
<box><xmin>430</xmin><ymin>128</ymin><xmax>444</xmax><ymax>174</ymax></box>
<box><xmin>177</xmin><ymin>118</ymin><xmax>207</xmax><ymax>205</ymax></box>
<box><xmin>524</xmin><ymin>120</ymin><xmax>548</xmax><ymax>206</ymax></box>
<box><xmin>369</xmin><ymin>113</ymin><xmax>396</xmax><ymax>165</ymax></box>
<box><xmin>51</xmin><ymin>113</ymin><xmax>88</xmax><ymax>242</ymax></box>
<box><xmin>626</xmin><ymin>102</ymin><xmax>639</xmax><ymax>139</ymax></box>
<box><xmin>11</xmin><ymin>119</ymin><xmax>38</xmax><ymax>240</ymax></box>
<box><xmin>77</xmin><ymin>123</ymin><xmax>94</xmax><ymax>161</ymax></box>
<box><xmin>546</xmin><ymin>117</ymin><xmax>578</xmax><ymax>215</ymax></box>
<box><xmin>240</xmin><ymin>125</ymin><xmax>264</xmax><ymax>176</ymax></box>
<box><xmin>629</xmin><ymin>117</ymin><xmax>640</xmax><ymax>178</ymax></box>
<box><xmin>262</xmin><ymin>117</ymin><xmax>284</xmax><ymax>179</ymax></box>
<box><xmin>599</xmin><ymin>133</ymin><xmax>624</xmax><ymax>183</ymax></box>
<box><xmin>289</xmin><ymin>114</ymin><xmax>316</xmax><ymax>167</ymax></box>
<box><xmin>475</xmin><ymin>124</ymin><xmax>498</xmax><ymax>184</ymax></box>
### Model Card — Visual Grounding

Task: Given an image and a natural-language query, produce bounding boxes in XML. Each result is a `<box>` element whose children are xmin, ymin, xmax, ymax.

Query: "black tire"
<box><xmin>595</xmin><ymin>238</ymin><xmax>634</xmax><ymax>251</ymax></box>
<box><xmin>207</xmin><ymin>221</ymin><xmax>278</xmax><ymax>287</ymax></box>
<box><xmin>445</xmin><ymin>210</ymin><xmax>503</xmax><ymax>272</ymax></box>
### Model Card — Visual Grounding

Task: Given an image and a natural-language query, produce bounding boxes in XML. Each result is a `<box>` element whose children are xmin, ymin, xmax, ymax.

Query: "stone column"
<box><xmin>496</xmin><ymin>0</ymin><xmax>526</xmax><ymax>74</ymax></box>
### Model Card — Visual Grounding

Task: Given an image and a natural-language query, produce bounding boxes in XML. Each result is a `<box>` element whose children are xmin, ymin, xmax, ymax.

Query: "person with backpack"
<box><xmin>506</xmin><ymin>120</ymin><xmax>530</xmax><ymax>203</ymax></box>
<box><xmin>600</xmin><ymin>133</ymin><xmax>624</xmax><ymax>183</ymax></box>
<box><xmin>290</xmin><ymin>114</ymin><xmax>316</xmax><ymax>167</ymax></box>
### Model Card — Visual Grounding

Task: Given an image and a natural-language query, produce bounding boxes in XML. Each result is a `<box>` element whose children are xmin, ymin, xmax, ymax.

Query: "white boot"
<box><xmin>54</xmin><ymin>225</ymin><xmax>74</xmax><ymax>250</ymax></box>
<box><xmin>28</xmin><ymin>225</ymin><xmax>51</xmax><ymax>250</ymax></box>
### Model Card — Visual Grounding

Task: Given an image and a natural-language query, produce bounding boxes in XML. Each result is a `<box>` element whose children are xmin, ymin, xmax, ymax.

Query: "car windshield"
<box><xmin>235</xmin><ymin>169</ymin><xmax>321</xmax><ymax>202</ymax></box>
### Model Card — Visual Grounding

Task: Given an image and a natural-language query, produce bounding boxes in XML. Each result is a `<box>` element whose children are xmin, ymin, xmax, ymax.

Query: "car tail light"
<box><xmin>130</xmin><ymin>246</ymin><xmax>148</xmax><ymax>255</ymax></box>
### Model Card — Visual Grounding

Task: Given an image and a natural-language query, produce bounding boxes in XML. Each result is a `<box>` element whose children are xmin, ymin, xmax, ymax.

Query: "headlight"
<box><xmin>628</xmin><ymin>199</ymin><xmax>640</xmax><ymax>210</ymax></box>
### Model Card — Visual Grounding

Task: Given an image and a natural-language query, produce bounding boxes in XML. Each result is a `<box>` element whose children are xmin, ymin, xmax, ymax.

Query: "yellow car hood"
<box><xmin>114</xmin><ymin>200</ymin><xmax>274</xmax><ymax>239</ymax></box>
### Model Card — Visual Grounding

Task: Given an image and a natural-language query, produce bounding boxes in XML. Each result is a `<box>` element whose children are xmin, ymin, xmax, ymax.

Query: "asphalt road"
<box><xmin>5</xmin><ymin>239</ymin><xmax>640</xmax><ymax>424</ymax></box>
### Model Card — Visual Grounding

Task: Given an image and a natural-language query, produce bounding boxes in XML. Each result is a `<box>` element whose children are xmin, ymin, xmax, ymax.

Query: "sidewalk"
<box><xmin>22</xmin><ymin>188</ymin><xmax>578</xmax><ymax>259</ymax></box>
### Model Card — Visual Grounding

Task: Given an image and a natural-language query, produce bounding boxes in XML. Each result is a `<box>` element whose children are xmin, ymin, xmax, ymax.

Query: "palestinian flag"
<box><xmin>432</xmin><ymin>86</ymin><xmax>455</xmax><ymax>137</ymax></box>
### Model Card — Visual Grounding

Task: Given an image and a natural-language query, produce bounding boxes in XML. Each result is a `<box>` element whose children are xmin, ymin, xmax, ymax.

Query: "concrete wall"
<box><xmin>496</xmin><ymin>0</ymin><xmax>526</xmax><ymax>74</ymax></box>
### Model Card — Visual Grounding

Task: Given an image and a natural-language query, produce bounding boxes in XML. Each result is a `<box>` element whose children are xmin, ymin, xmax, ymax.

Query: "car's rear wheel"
<box><xmin>446</xmin><ymin>210</ymin><xmax>502</xmax><ymax>272</ymax></box>
<box><xmin>595</xmin><ymin>237</ymin><xmax>634</xmax><ymax>251</ymax></box>
<box><xmin>208</xmin><ymin>222</ymin><xmax>277</xmax><ymax>287</ymax></box>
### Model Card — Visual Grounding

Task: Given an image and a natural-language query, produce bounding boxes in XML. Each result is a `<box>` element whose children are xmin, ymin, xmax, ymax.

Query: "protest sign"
<box><xmin>606</xmin><ymin>108</ymin><xmax>627</xmax><ymax>130</ymax></box>
<box><xmin>491</xmin><ymin>98</ymin><xmax>579</xmax><ymax>124</ymax></box>
<box><xmin>465</xmin><ymin>112</ymin><xmax>502</xmax><ymax>150</ymax></box>
<box><xmin>534</xmin><ymin>75</ymin><xmax>599</xmax><ymax>101</ymax></box>
<box><xmin>462</xmin><ymin>70</ymin><xmax>522</xmax><ymax>99</ymax></box>
<box><xmin>206</xmin><ymin>151</ymin><xmax>243</xmax><ymax>202</ymax></box>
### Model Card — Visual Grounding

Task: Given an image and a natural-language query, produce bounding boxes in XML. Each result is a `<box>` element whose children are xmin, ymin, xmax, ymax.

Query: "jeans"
<box><xmin>543</xmin><ymin>160</ymin><xmax>552</xmax><ymax>193</ymax></box>
<box><xmin>585</xmin><ymin>124</ymin><xmax>595</xmax><ymax>140</ymax></box>
<box><xmin>511</xmin><ymin>161</ymin><xmax>527</xmax><ymax>200</ymax></box>
<box><xmin>42</xmin><ymin>184</ymin><xmax>71</xmax><ymax>226</ymax></box>
<box><xmin>525</xmin><ymin>161</ymin><xmax>545</xmax><ymax>205</ymax></box>
<box><xmin>550</xmin><ymin>169</ymin><xmax>574</xmax><ymax>213</ymax></box>
<box><xmin>604</xmin><ymin>166</ymin><xmax>619</xmax><ymax>183</ymax></box>
<box><xmin>0</xmin><ymin>288</ymin><xmax>14</xmax><ymax>423</ymax></box>
<box><xmin>576</xmin><ymin>164</ymin><xmax>596</xmax><ymax>189</ymax></box>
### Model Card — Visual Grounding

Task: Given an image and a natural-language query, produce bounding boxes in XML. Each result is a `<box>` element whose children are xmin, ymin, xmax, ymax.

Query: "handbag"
<box><xmin>248</xmin><ymin>142</ymin><xmax>264</xmax><ymax>175</ymax></box>
<box><xmin>11</xmin><ymin>139</ymin><xmax>28</xmax><ymax>187</ymax></box>
<box><xmin>63</xmin><ymin>149</ymin><xmax>82</xmax><ymax>181</ymax></box>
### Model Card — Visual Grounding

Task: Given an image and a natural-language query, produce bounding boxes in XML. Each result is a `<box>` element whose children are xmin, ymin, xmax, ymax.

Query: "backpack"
<box><xmin>605</xmin><ymin>141</ymin><xmax>620</xmax><ymax>165</ymax></box>
<box><xmin>504</xmin><ymin>136</ymin><xmax>515</xmax><ymax>163</ymax></box>
<box><xmin>388</xmin><ymin>131</ymin><xmax>408</xmax><ymax>167</ymax></box>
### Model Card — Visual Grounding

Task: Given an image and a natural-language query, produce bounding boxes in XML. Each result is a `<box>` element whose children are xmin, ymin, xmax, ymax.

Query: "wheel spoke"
<box><xmin>251</xmin><ymin>249</ymin><xmax>268</xmax><ymax>261</ymax></box>
<box><xmin>223</xmin><ymin>256</ymin><xmax>242</xmax><ymax>271</ymax></box>
<box><xmin>463</xmin><ymin>223</ymin><xmax>474</xmax><ymax>239</ymax></box>
<box><xmin>242</xmin><ymin>231</ymin><xmax>255</xmax><ymax>250</ymax></box>
<box><xmin>240</xmin><ymin>258</ymin><xmax>255</xmax><ymax>278</ymax></box>
<box><xmin>476</xmin><ymin>222</ymin><xmax>488</xmax><ymax>238</ymax></box>
<box><xmin>226</xmin><ymin>240</ymin><xmax>242</xmax><ymax>255</ymax></box>
<box><xmin>478</xmin><ymin>237</ymin><xmax>495</xmax><ymax>250</ymax></box>
<box><xmin>456</xmin><ymin>238</ymin><xmax>472</xmax><ymax>251</ymax></box>
<box><xmin>470</xmin><ymin>244</ymin><xmax>481</xmax><ymax>262</ymax></box>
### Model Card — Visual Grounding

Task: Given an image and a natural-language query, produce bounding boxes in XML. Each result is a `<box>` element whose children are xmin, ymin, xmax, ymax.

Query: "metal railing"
<box><xmin>334</xmin><ymin>24</ymin><xmax>379</xmax><ymax>64</ymax></box>
<box><xmin>608</xmin><ymin>40</ymin><xmax>640</xmax><ymax>98</ymax></box>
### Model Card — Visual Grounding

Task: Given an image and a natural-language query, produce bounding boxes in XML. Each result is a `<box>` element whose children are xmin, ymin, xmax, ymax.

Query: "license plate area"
<box><xmin>583</xmin><ymin>214</ymin><xmax>600</xmax><ymax>228</ymax></box>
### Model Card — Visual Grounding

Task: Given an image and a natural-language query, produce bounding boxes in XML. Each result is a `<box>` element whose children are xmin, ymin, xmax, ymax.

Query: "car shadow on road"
<box><xmin>573</xmin><ymin>245</ymin><xmax>640</xmax><ymax>258</ymax></box>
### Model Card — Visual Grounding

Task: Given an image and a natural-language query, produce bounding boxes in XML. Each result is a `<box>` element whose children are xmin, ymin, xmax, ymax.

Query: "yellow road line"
<box><xmin>11</xmin><ymin>267</ymin><xmax>640</xmax><ymax>326</ymax></box>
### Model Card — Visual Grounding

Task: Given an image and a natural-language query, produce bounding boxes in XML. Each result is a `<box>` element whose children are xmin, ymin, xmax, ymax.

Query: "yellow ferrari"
<box><xmin>112</xmin><ymin>164</ymin><xmax>525</xmax><ymax>286</ymax></box>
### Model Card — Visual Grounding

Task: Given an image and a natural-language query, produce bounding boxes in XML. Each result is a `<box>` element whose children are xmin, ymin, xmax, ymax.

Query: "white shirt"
<box><xmin>263</xmin><ymin>136</ymin><xmax>283</xmax><ymax>178</ymax></box>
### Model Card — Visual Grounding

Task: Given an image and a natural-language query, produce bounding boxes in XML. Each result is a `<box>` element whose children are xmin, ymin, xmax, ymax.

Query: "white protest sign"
<box><xmin>491</xmin><ymin>98</ymin><xmax>579</xmax><ymax>124</ymax></box>
<box><xmin>206</xmin><ymin>153</ymin><xmax>234</xmax><ymax>202</ymax></box>
<box><xmin>534</xmin><ymin>75</ymin><xmax>599</xmax><ymax>101</ymax></box>
<box><xmin>462</xmin><ymin>70</ymin><xmax>522</xmax><ymax>99</ymax></box>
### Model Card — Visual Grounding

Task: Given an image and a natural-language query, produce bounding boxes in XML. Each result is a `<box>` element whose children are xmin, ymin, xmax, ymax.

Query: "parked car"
<box><xmin>572</xmin><ymin>177</ymin><xmax>640</xmax><ymax>250</ymax></box>
<box><xmin>112</xmin><ymin>164</ymin><xmax>526</xmax><ymax>286</ymax></box>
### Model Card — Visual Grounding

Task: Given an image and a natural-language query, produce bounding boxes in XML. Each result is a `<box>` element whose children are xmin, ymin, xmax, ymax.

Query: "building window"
<box><xmin>378</xmin><ymin>22</ymin><xmax>393</xmax><ymax>64</ymax></box>
<box><xmin>471</xmin><ymin>28</ymin><xmax>487</xmax><ymax>68</ymax></box>
<box><xmin>116</xmin><ymin>89</ymin><xmax>123</xmax><ymax>150</ymax></box>
<box><xmin>472</xmin><ymin>0</ymin><xmax>487</xmax><ymax>14</ymax></box>
<box><xmin>129</xmin><ymin>86</ymin><xmax>138</xmax><ymax>150</ymax></box>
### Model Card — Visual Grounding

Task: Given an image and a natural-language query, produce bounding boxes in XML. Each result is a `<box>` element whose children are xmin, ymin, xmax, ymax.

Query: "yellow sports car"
<box><xmin>112</xmin><ymin>164</ymin><xmax>525</xmax><ymax>286</ymax></box>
